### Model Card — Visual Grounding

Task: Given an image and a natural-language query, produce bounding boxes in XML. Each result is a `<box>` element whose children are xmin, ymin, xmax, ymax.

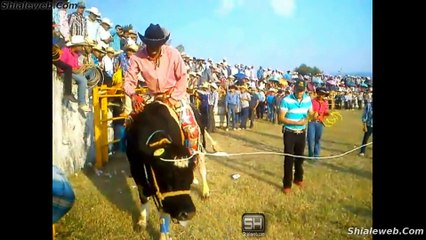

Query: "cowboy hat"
<box><xmin>106</xmin><ymin>47</ymin><xmax>115</xmax><ymax>54</ymax></box>
<box><xmin>210</xmin><ymin>82</ymin><xmax>218</xmax><ymax>89</ymax></box>
<box><xmin>201</xmin><ymin>82</ymin><xmax>210</xmax><ymax>89</ymax></box>
<box><xmin>101</xmin><ymin>18</ymin><xmax>113</xmax><ymax>27</ymax></box>
<box><xmin>85</xmin><ymin>7</ymin><xmax>101</xmax><ymax>16</ymax></box>
<box><xmin>92</xmin><ymin>44</ymin><xmax>106</xmax><ymax>53</ymax></box>
<box><xmin>316</xmin><ymin>87</ymin><xmax>329</xmax><ymax>96</ymax></box>
<box><xmin>66</xmin><ymin>35</ymin><xmax>87</xmax><ymax>47</ymax></box>
<box><xmin>85</xmin><ymin>37</ymin><xmax>96</xmax><ymax>46</ymax></box>
<box><xmin>138</xmin><ymin>23</ymin><xmax>170</xmax><ymax>48</ymax></box>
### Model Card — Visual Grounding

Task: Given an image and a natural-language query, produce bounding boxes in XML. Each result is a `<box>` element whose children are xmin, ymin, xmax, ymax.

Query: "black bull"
<box><xmin>125</xmin><ymin>101</ymin><xmax>209</xmax><ymax>224</ymax></box>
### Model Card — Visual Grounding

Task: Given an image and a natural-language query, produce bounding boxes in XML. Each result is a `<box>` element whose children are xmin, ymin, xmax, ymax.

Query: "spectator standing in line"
<box><xmin>225</xmin><ymin>85</ymin><xmax>239</xmax><ymax>131</ymax></box>
<box><xmin>69</xmin><ymin>1</ymin><xmax>87</xmax><ymax>38</ymax></box>
<box><xmin>207</xmin><ymin>83</ymin><xmax>219</xmax><ymax>133</ymax></box>
<box><xmin>239</xmin><ymin>85</ymin><xmax>251</xmax><ymax>129</ymax></box>
<box><xmin>85</xmin><ymin>7</ymin><xmax>101</xmax><ymax>42</ymax></box>
<box><xmin>97</xmin><ymin>18</ymin><xmax>113</xmax><ymax>49</ymax></box>
<box><xmin>248</xmin><ymin>87</ymin><xmax>259</xmax><ymax>128</ymax></box>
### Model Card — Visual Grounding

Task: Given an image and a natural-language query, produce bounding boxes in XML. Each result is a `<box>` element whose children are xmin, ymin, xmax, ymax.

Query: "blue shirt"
<box><xmin>362</xmin><ymin>102</ymin><xmax>373</xmax><ymax>127</ymax></box>
<box><xmin>117</xmin><ymin>52</ymin><xmax>130</xmax><ymax>72</ymax></box>
<box><xmin>280</xmin><ymin>93</ymin><xmax>313</xmax><ymax>130</ymax></box>
<box><xmin>110</xmin><ymin>29</ymin><xmax>122</xmax><ymax>51</ymax></box>
<box><xmin>225</xmin><ymin>92</ymin><xmax>239</xmax><ymax>105</ymax></box>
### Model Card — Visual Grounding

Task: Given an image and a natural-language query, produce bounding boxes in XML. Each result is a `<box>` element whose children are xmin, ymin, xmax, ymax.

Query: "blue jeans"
<box><xmin>71</xmin><ymin>68</ymin><xmax>95</xmax><ymax>105</ymax></box>
<box><xmin>240</xmin><ymin>107</ymin><xmax>249</xmax><ymax>129</ymax></box>
<box><xmin>268</xmin><ymin>104</ymin><xmax>275</xmax><ymax>122</ymax></box>
<box><xmin>307</xmin><ymin>121</ymin><xmax>324</xmax><ymax>157</ymax></box>
<box><xmin>227</xmin><ymin>104</ymin><xmax>237</xmax><ymax>129</ymax></box>
<box><xmin>360</xmin><ymin>125</ymin><xmax>373</xmax><ymax>154</ymax></box>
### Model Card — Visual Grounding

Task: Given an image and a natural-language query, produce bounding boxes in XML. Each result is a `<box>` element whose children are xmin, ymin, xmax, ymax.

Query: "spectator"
<box><xmin>53</xmin><ymin>40</ymin><xmax>77</xmax><ymax>103</ymax></box>
<box><xmin>359</xmin><ymin>98</ymin><xmax>373</xmax><ymax>157</ymax></box>
<box><xmin>52</xmin><ymin>0</ymin><xmax>70</xmax><ymax>43</ymax></box>
<box><xmin>207</xmin><ymin>83</ymin><xmax>219</xmax><ymax>133</ymax></box>
<box><xmin>256</xmin><ymin>88</ymin><xmax>266</xmax><ymax>119</ymax></box>
<box><xmin>69</xmin><ymin>1</ymin><xmax>87</xmax><ymax>37</ymax></box>
<box><xmin>248</xmin><ymin>87</ymin><xmax>259</xmax><ymax>128</ymax></box>
<box><xmin>116</xmin><ymin>44</ymin><xmax>138</xmax><ymax>73</ymax></box>
<box><xmin>92</xmin><ymin>44</ymin><xmax>106</xmax><ymax>66</ymax></box>
<box><xmin>217</xmin><ymin>86</ymin><xmax>227</xmax><ymax>129</ymax></box>
<box><xmin>85</xmin><ymin>7</ymin><xmax>101</xmax><ymax>42</ymax></box>
<box><xmin>239</xmin><ymin>85</ymin><xmax>251</xmax><ymax>129</ymax></box>
<box><xmin>59</xmin><ymin>35</ymin><xmax>93</xmax><ymax>112</ymax></box>
<box><xmin>225</xmin><ymin>85</ymin><xmax>239</xmax><ymax>131</ymax></box>
<box><xmin>97</xmin><ymin>18</ymin><xmax>113</xmax><ymax>49</ymax></box>
<box><xmin>78</xmin><ymin>38</ymin><xmax>95</xmax><ymax>66</ymax></box>
<box><xmin>307</xmin><ymin>88</ymin><xmax>330</xmax><ymax>159</ymax></box>
<box><xmin>279</xmin><ymin>80</ymin><xmax>313</xmax><ymax>194</ymax></box>
<box><xmin>110</xmin><ymin>25</ymin><xmax>124</xmax><ymax>51</ymax></box>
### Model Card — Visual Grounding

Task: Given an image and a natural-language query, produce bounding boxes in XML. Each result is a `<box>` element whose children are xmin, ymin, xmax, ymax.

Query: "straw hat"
<box><xmin>86</xmin><ymin>7</ymin><xmax>101</xmax><ymax>17</ymax></box>
<box><xmin>210</xmin><ymin>82</ymin><xmax>218</xmax><ymax>89</ymax></box>
<box><xmin>92</xmin><ymin>44</ymin><xmax>106</xmax><ymax>54</ymax></box>
<box><xmin>201</xmin><ymin>82</ymin><xmax>210</xmax><ymax>89</ymax></box>
<box><xmin>85</xmin><ymin>37</ymin><xmax>96</xmax><ymax>46</ymax></box>
<box><xmin>66</xmin><ymin>35</ymin><xmax>87</xmax><ymax>47</ymax></box>
<box><xmin>101</xmin><ymin>18</ymin><xmax>113</xmax><ymax>27</ymax></box>
<box><xmin>126</xmin><ymin>44</ymin><xmax>139</xmax><ymax>52</ymax></box>
<box><xmin>106</xmin><ymin>47</ymin><xmax>115</xmax><ymax>54</ymax></box>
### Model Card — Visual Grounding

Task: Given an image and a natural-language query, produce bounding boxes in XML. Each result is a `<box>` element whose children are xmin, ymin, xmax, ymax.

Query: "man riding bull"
<box><xmin>123</xmin><ymin>23</ymin><xmax>200</xmax><ymax>153</ymax></box>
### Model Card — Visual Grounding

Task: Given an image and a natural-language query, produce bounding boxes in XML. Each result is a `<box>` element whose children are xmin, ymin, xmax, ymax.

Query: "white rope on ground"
<box><xmin>159</xmin><ymin>142</ymin><xmax>373</xmax><ymax>162</ymax></box>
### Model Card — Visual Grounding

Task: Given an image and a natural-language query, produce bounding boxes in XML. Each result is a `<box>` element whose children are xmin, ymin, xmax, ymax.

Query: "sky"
<box><xmin>80</xmin><ymin>0</ymin><xmax>372</xmax><ymax>74</ymax></box>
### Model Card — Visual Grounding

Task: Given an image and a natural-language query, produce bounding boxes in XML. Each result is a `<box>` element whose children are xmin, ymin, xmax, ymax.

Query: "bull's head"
<box><xmin>126</xmin><ymin>102</ymin><xmax>197</xmax><ymax>223</ymax></box>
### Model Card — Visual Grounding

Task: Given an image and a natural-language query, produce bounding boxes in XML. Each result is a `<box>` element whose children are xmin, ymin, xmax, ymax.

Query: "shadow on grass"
<box><xmin>318</xmin><ymin>161</ymin><xmax>372</xmax><ymax>180</ymax></box>
<box><xmin>209</xmin><ymin>156</ymin><xmax>282</xmax><ymax>190</ymax></box>
<box><xmin>343</xmin><ymin>205</ymin><xmax>372</xmax><ymax>219</ymax></box>
<box><xmin>214</xmin><ymin>131</ymin><xmax>283</xmax><ymax>153</ymax></box>
<box><xmin>84</xmin><ymin>153</ymin><xmax>160</xmax><ymax>239</ymax></box>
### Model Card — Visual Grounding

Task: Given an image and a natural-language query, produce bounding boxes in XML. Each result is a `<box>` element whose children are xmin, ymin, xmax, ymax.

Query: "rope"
<box><xmin>158</xmin><ymin>142</ymin><xmax>373</xmax><ymax>162</ymax></box>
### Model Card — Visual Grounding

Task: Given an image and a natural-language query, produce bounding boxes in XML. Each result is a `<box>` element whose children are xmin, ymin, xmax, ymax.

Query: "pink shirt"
<box><xmin>312</xmin><ymin>98</ymin><xmax>329</xmax><ymax>122</ymax></box>
<box><xmin>123</xmin><ymin>45</ymin><xmax>188</xmax><ymax>102</ymax></box>
<box><xmin>60</xmin><ymin>47</ymin><xmax>80</xmax><ymax>69</ymax></box>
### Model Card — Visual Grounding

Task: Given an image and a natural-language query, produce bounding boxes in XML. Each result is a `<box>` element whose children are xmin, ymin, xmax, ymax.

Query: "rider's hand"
<box><xmin>131</xmin><ymin>94</ymin><xmax>144</xmax><ymax>113</ymax></box>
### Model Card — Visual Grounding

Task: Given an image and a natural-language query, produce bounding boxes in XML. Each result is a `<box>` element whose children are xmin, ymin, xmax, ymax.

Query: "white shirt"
<box><xmin>97</xmin><ymin>27</ymin><xmax>111</xmax><ymax>49</ymax></box>
<box><xmin>102</xmin><ymin>55</ymin><xmax>114</xmax><ymax>77</ymax></box>
<box><xmin>86</xmin><ymin>17</ymin><xmax>100</xmax><ymax>41</ymax></box>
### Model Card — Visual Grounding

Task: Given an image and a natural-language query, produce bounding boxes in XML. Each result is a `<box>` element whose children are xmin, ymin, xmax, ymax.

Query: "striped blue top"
<box><xmin>280</xmin><ymin>93</ymin><xmax>313</xmax><ymax>130</ymax></box>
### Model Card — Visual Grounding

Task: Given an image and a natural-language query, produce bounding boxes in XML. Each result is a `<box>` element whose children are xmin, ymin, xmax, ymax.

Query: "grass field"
<box><xmin>55</xmin><ymin>110</ymin><xmax>372</xmax><ymax>240</ymax></box>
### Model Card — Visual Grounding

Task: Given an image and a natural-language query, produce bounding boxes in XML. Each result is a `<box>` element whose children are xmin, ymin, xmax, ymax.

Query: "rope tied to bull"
<box><xmin>158</xmin><ymin>142</ymin><xmax>373</xmax><ymax>162</ymax></box>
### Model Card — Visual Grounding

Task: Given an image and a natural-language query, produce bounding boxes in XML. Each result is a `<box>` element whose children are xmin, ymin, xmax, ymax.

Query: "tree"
<box><xmin>176</xmin><ymin>44</ymin><xmax>185</xmax><ymax>53</ymax></box>
<box><xmin>294</xmin><ymin>64</ymin><xmax>322</xmax><ymax>76</ymax></box>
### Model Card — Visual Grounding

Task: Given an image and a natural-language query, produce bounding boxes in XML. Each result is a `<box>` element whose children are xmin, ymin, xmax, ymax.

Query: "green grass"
<box><xmin>55</xmin><ymin>110</ymin><xmax>372</xmax><ymax>240</ymax></box>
